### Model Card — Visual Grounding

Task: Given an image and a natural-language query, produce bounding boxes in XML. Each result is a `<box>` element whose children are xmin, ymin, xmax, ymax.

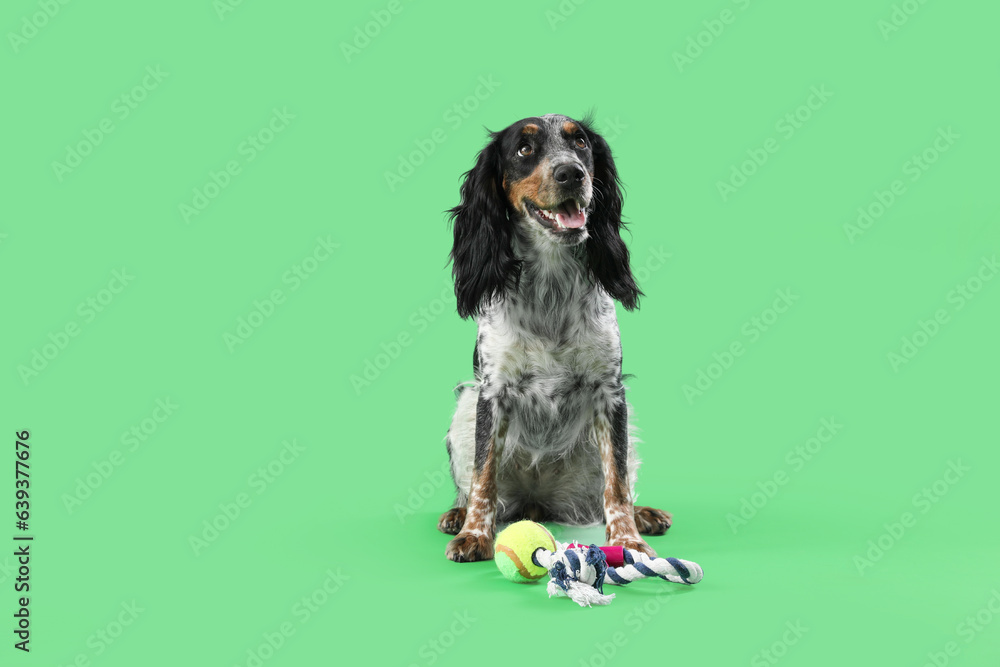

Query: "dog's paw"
<box><xmin>445</xmin><ymin>532</ymin><xmax>494</xmax><ymax>562</ymax></box>
<box><xmin>437</xmin><ymin>508</ymin><xmax>466</xmax><ymax>535</ymax></box>
<box><xmin>608</xmin><ymin>535</ymin><xmax>657</xmax><ymax>558</ymax></box>
<box><xmin>634</xmin><ymin>506</ymin><xmax>672</xmax><ymax>536</ymax></box>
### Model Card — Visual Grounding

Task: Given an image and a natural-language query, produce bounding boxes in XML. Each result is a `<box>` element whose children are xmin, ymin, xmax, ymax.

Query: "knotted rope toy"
<box><xmin>494</xmin><ymin>520</ymin><xmax>704</xmax><ymax>607</ymax></box>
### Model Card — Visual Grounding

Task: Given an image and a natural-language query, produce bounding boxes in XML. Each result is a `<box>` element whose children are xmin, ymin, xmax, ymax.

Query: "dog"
<box><xmin>438</xmin><ymin>114</ymin><xmax>671</xmax><ymax>562</ymax></box>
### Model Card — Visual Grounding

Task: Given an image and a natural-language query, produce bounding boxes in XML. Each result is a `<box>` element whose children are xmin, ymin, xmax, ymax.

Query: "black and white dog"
<box><xmin>439</xmin><ymin>114</ymin><xmax>671</xmax><ymax>562</ymax></box>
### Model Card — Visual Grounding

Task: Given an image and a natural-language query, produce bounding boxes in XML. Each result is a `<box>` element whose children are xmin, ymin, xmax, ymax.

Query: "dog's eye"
<box><xmin>575</xmin><ymin>136</ymin><xmax>587</xmax><ymax>149</ymax></box>
<box><xmin>517</xmin><ymin>144</ymin><xmax>533</xmax><ymax>157</ymax></box>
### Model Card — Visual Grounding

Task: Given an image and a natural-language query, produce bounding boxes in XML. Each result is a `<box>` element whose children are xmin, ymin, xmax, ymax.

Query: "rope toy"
<box><xmin>494</xmin><ymin>521</ymin><xmax>704</xmax><ymax>607</ymax></box>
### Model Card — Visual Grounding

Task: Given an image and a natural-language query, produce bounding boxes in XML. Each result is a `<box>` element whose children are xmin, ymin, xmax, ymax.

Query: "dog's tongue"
<box><xmin>555</xmin><ymin>201</ymin><xmax>586</xmax><ymax>228</ymax></box>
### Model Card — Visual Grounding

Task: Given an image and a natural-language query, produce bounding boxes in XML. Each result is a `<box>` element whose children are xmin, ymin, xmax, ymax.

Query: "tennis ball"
<box><xmin>494</xmin><ymin>521</ymin><xmax>556</xmax><ymax>583</ymax></box>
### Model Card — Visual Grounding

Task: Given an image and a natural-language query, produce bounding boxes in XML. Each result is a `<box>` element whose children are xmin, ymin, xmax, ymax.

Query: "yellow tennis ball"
<box><xmin>495</xmin><ymin>521</ymin><xmax>556</xmax><ymax>583</ymax></box>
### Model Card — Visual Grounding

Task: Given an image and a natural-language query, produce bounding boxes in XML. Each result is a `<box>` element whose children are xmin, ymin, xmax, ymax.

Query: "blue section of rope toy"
<box><xmin>606</xmin><ymin>549</ymin><xmax>703</xmax><ymax>586</ymax></box>
<box><xmin>532</xmin><ymin>542</ymin><xmax>704</xmax><ymax>607</ymax></box>
<box><xmin>552</xmin><ymin>545</ymin><xmax>609</xmax><ymax>595</ymax></box>
<box><xmin>586</xmin><ymin>545</ymin><xmax>608</xmax><ymax>594</ymax></box>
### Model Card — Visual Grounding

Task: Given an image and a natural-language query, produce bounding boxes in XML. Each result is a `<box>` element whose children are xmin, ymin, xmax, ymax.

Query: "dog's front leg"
<box><xmin>446</xmin><ymin>392</ymin><xmax>500</xmax><ymax>562</ymax></box>
<box><xmin>598</xmin><ymin>397</ymin><xmax>656</xmax><ymax>557</ymax></box>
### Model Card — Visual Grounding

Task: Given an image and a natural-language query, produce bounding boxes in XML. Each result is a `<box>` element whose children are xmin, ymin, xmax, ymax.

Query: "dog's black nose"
<box><xmin>553</xmin><ymin>162</ymin><xmax>585</xmax><ymax>184</ymax></box>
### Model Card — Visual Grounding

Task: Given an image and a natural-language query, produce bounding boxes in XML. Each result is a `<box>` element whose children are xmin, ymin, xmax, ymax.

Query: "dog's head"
<box><xmin>448</xmin><ymin>114</ymin><xmax>641</xmax><ymax>318</ymax></box>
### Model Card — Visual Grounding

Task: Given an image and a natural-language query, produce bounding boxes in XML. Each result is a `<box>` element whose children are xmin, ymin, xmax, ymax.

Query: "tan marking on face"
<box><xmin>563</xmin><ymin>121</ymin><xmax>578</xmax><ymax>135</ymax></box>
<box><xmin>522</xmin><ymin>124</ymin><xmax>539</xmax><ymax>135</ymax></box>
<box><xmin>506</xmin><ymin>159</ymin><xmax>550</xmax><ymax>212</ymax></box>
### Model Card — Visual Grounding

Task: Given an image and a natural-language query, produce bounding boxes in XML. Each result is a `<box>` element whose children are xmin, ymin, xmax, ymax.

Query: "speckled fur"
<box><xmin>442</xmin><ymin>115</ymin><xmax>665</xmax><ymax>561</ymax></box>
<box><xmin>447</xmin><ymin>235</ymin><xmax>640</xmax><ymax>526</ymax></box>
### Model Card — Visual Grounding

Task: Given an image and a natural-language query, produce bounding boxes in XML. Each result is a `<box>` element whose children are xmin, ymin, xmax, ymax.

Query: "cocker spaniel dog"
<box><xmin>439</xmin><ymin>114</ymin><xmax>671</xmax><ymax>562</ymax></box>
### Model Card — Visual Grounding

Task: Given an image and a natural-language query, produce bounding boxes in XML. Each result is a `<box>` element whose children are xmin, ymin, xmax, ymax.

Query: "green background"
<box><xmin>3</xmin><ymin>1</ymin><xmax>998</xmax><ymax>665</ymax></box>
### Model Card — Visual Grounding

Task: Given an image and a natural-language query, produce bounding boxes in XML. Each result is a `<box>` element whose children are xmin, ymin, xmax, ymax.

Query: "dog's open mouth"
<box><xmin>526</xmin><ymin>199</ymin><xmax>587</xmax><ymax>231</ymax></box>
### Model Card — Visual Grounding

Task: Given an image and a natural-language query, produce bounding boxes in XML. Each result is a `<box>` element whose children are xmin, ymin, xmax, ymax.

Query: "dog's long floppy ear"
<box><xmin>580</xmin><ymin>121</ymin><xmax>643</xmax><ymax>311</ymax></box>
<box><xmin>447</xmin><ymin>131</ymin><xmax>520</xmax><ymax>319</ymax></box>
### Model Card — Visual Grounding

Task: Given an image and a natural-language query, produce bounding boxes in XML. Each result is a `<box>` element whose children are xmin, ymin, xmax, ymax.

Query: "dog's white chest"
<box><xmin>477</xmin><ymin>292</ymin><xmax>623</xmax><ymax>450</ymax></box>
<box><xmin>490</xmin><ymin>330</ymin><xmax>616</xmax><ymax>391</ymax></box>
